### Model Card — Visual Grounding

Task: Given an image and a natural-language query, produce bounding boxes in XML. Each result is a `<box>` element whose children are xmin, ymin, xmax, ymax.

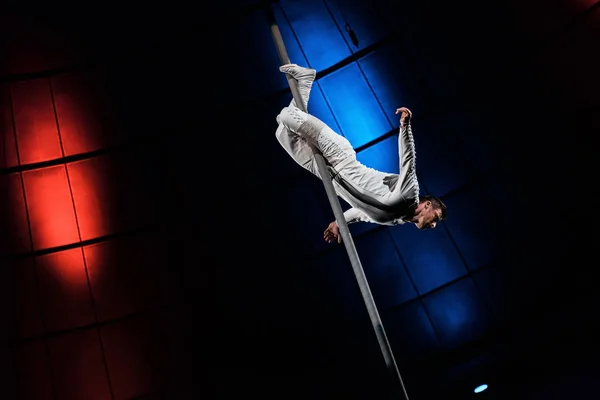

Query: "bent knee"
<box><xmin>279</xmin><ymin>106</ymin><xmax>307</xmax><ymax>132</ymax></box>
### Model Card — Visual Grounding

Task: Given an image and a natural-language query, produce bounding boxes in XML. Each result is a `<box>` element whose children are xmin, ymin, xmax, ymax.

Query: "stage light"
<box><xmin>474</xmin><ymin>384</ymin><xmax>488</xmax><ymax>393</ymax></box>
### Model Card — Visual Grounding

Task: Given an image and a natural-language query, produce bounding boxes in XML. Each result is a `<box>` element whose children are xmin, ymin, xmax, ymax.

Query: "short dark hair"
<box><xmin>419</xmin><ymin>195</ymin><xmax>447</xmax><ymax>220</ymax></box>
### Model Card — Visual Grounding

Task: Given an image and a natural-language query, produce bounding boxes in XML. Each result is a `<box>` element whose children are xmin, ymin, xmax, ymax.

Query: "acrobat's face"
<box><xmin>415</xmin><ymin>201</ymin><xmax>442</xmax><ymax>230</ymax></box>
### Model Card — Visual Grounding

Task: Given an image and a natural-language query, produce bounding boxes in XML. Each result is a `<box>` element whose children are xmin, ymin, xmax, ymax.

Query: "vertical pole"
<box><xmin>264</xmin><ymin>4</ymin><xmax>409</xmax><ymax>399</ymax></box>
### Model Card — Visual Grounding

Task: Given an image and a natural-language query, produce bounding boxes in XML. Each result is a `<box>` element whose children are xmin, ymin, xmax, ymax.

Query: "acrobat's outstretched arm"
<box><xmin>324</xmin><ymin>207</ymin><xmax>397</xmax><ymax>243</ymax></box>
<box><xmin>394</xmin><ymin>107</ymin><xmax>420</xmax><ymax>200</ymax></box>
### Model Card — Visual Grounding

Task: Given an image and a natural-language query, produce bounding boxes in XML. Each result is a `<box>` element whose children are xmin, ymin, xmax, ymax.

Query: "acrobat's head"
<box><xmin>413</xmin><ymin>195</ymin><xmax>447</xmax><ymax>230</ymax></box>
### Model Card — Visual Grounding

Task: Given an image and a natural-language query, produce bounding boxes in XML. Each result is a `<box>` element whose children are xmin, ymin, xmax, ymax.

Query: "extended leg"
<box><xmin>275</xmin><ymin>64</ymin><xmax>321</xmax><ymax>176</ymax></box>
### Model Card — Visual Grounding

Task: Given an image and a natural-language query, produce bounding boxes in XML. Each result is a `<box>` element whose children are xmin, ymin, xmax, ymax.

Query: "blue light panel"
<box><xmin>422</xmin><ymin>277</ymin><xmax>491</xmax><ymax>349</ymax></box>
<box><xmin>389</xmin><ymin>223</ymin><xmax>468</xmax><ymax>295</ymax></box>
<box><xmin>319</xmin><ymin>63</ymin><xmax>391</xmax><ymax>148</ymax></box>
<box><xmin>354</xmin><ymin>229</ymin><xmax>417</xmax><ymax>309</ymax></box>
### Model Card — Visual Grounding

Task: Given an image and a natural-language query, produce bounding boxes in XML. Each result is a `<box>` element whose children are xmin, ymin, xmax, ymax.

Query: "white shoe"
<box><xmin>279</xmin><ymin>63</ymin><xmax>316</xmax><ymax>82</ymax></box>
<box><xmin>280</xmin><ymin>63</ymin><xmax>316</xmax><ymax>111</ymax></box>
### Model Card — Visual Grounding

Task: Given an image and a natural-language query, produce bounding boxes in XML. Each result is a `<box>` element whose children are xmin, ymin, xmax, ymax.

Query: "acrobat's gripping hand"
<box><xmin>395</xmin><ymin>107</ymin><xmax>412</xmax><ymax>127</ymax></box>
<box><xmin>323</xmin><ymin>221</ymin><xmax>342</xmax><ymax>244</ymax></box>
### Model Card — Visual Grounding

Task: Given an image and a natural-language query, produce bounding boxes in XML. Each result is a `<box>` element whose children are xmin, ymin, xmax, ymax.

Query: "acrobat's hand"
<box><xmin>395</xmin><ymin>107</ymin><xmax>412</xmax><ymax>127</ymax></box>
<box><xmin>324</xmin><ymin>221</ymin><xmax>342</xmax><ymax>244</ymax></box>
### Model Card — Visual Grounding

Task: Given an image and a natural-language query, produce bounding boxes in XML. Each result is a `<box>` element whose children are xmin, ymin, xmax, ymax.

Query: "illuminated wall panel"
<box><xmin>47</xmin><ymin>329</ymin><xmax>112</xmax><ymax>400</ymax></box>
<box><xmin>389</xmin><ymin>224</ymin><xmax>467</xmax><ymax>295</ymax></box>
<box><xmin>85</xmin><ymin>233</ymin><xmax>170</xmax><ymax>323</ymax></box>
<box><xmin>1</xmin><ymin>83</ymin><xmax>19</xmax><ymax>168</ymax></box>
<box><xmin>0</xmin><ymin>172</ymin><xmax>32</xmax><ymax>255</ymax></box>
<box><xmin>421</xmin><ymin>277</ymin><xmax>491</xmax><ymax>350</ymax></box>
<box><xmin>7</xmin><ymin>258</ymin><xmax>44</xmax><ymax>340</ymax></box>
<box><xmin>359</xmin><ymin>45</ymin><xmax>428</xmax><ymax>121</ymax></box>
<box><xmin>279</xmin><ymin>0</ymin><xmax>351</xmax><ymax>71</ymax></box>
<box><xmin>357</xmin><ymin>0</ymin><xmax>416</xmax><ymax>34</ymax></box>
<box><xmin>4</xmin><ymin>20</ymin><xmax>167</xmax><ymax>400</ymax></box>
<box><xmin>84</xmin><ymin>239</ymin><xmax>137</xmax><ymax>322</ymax></box>
<box><xmin>67</xmin><ymin>155</ymin><xmax>116</xmax><ymax>241</ymax></box>
<box><xmin>323</xmin><ymin>0</ymin><xmax>394</xmax><ymax>51</ymax></box>
<box><xmin>52</xmin><ymin>70</ymin><xmax>117</xmax><ymax>156</ymax></box>
<box><xmin>383</xmin><ymin>301</ymin><xmax>443</xmax><ymax>360</ymax></box>
<box><xmin>319</xmin><ymin>63</ymin><xmax>391</xmax><ymax>148</ymax></box>
<box><xmin>35</xmin><ymin>249</ymin><xmax>95</xmax><ymax>332</ymax></box>
<box><xmin>22</xmin><ymin>165</ymin><xmax>79</xmax><ymax>250</ymax></box>
<box><xmin>68</xmin><ymin>152</ymin><xmax>153</xmax><ymax>242</ymax></box>
<box><xmin>13</xmin><ymin>341</ymin><xmax>54</xmax><ymax>400</ymax></box>
<box><xmin>10</xmin><ymin>78</ymin><xmax>62</xmax><ymax>165</ymax></box>
<box><xmin>356</xmin><ymin>136</ymin><xmax>400</xmax><ymax>176</ymax></box>
<box><xmin>354</xmin><ymin>229</ymin><xmax>417</xmax><ymax>309</ymax></box>
<box><xmin>101</xmin><ymin>316</ymin><xmax>155</xmax><ymax>399</ymax></box>
<box><xmin>305</xmin><ymin>83</ymin><xmax>342</xmax><ymax>132</ymax></box>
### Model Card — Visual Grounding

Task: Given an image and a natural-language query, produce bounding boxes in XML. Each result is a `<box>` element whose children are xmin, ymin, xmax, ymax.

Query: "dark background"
<box><xmin>1</xmin><ymin>1</ymin><xmax>599</xmax><ymax>399</ymax></box>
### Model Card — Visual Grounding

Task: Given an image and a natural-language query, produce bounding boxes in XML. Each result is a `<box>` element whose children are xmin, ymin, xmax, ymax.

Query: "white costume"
<box><xmin>275</xmin><ymin>64</ymin><xmax>420</xmax><ymax>226</ymax></box>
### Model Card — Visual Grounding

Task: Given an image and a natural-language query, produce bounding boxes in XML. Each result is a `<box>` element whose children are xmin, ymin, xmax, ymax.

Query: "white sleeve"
<box><xmin>343</xmin><ymin>207</ymin><xmax>403</xmax><ymax>227</ymax></box>
<box><xmin>343</xmin><ymin>207</ymin><xmax>374</xmax><ymax>224</ymax></box>
<box><xmin>395</xmin><ymin>123</ymin><xmax>419</xmax><ymax>200</ymax></box>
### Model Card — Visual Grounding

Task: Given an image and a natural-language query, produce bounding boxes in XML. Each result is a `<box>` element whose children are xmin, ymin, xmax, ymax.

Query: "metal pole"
<box><xmin>264</xmin><ymin>4</ymin><xmax>409</xmax><ymax>399</ymax></box>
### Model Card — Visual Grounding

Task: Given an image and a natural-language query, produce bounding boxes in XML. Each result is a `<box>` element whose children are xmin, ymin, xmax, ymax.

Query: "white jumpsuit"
<box><xmin>275</xmin><ymin>69</ymin><xmax>420</xmax><ymax>226</ymax></box>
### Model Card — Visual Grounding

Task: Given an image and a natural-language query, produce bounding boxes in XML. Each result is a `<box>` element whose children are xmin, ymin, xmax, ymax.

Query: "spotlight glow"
<box><xmin>474</xmin><ymin>384</ymin><xmax>488</xmax><ymax>393</ymax></box>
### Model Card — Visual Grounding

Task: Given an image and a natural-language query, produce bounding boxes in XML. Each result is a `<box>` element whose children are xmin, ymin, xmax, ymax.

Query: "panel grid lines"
<box><xmin>49</xmin><ymin>78</ymin><xmax>116</xmax><ymax>399</ymax></box>
<box><xmin>6</xmin><ymin>77</ymin><xmax>60</xmax><ymax>400</ymax></box>
<box><xmin>276</xmin><ymin>0</ymin><xmax>346</xmax><ymax>135</ymax></box>
<box><xmin>384</xmin><ymin>228</ymin><xmax>446</xmax><ymax>349</ymax></box>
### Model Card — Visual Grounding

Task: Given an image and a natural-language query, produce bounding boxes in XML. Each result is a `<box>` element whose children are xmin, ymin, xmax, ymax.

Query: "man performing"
<box><xmin>275</xmin><ymin>63</ymin><xmax>447</xmax><ymax>244</ymax></box>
